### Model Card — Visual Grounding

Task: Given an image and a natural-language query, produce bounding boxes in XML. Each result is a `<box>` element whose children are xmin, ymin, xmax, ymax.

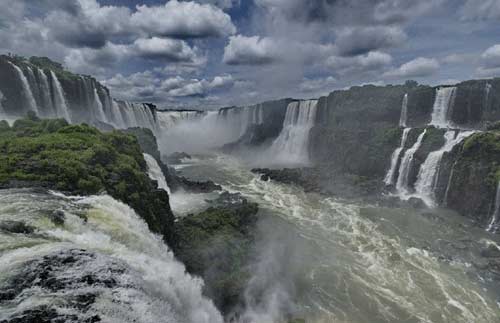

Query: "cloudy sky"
<box><xmin>1</xmin><ymin>0</ymin><xmax>500</xmax><ymax>109</ymax></box>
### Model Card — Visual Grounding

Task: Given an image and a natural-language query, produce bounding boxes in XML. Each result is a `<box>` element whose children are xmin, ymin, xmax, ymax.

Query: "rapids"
<box><xmin>172</xmin><ymin>154</ymin><xmax>500</xmax><ymax>323</ymax></box>
<box><xmin>0</xmin><ymin>190</ymin><xmax>222</xmax><ymax>323</ymax></box>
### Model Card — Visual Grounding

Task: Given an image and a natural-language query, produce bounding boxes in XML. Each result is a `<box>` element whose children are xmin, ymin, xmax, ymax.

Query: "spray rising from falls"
<box><xmin>8</xmin><ymin>62</ymin><xmax>38</xmax><ymax>114</ymax></box>
<box><xmin>395</xmin><ymin>129</ymin><xmax>427</xmax><ymax>196</ymax></box>
<box><xmin>385</xmin><ymin>128</ymin><xmax>411</xmax><ymax>186</ymax></box>
<box><xmin>0</xmin><ymin>189</ymin><xmax>222</xmax><ymax>323</ymax></box>
<box><xmin>430</xmin><ymin>87</ymin><xmax>457</xmax><ymax>128</ymax></box>
<box><xmin>269</xmin><ymin>100</ymin><xmax>318</xmax><ymax>165</ymax></box>
<box><xmin>487</xmin><ymin>182</ymin><xmax>500</xmax><ymax>232</ymax></box>
<box><xmin>414</xmin><ymin>131</ymin><xmax>475</xmax><ymax>207</ymax></box>
<box><xmin>143</xmin><ymin>153</ymin><xmax>171</xmax><ymax>195</ymax></box>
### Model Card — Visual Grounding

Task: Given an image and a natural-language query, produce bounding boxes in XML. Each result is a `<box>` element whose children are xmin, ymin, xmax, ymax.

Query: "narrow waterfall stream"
<box><xmin>50</xmin><ymin>71</ymin><xmax>72</xmax><ymax>122</ymax></box>
<box><xmin>487</xmin><ymin>182</ymin><xmax>500</xmax><ymax>233</ymax></box>
<box><xmin>143</xmin><ymin>153</ymin><xmax>171</xmax><ymax>195</ymax></box>
<box><xmin>395</xmin><ymin>129</ymin><xmax>427</xmax><ymax>197</ymax></box>
<box><xmin>385</xmin><ymin>128</ymin><xmax>411</xmax><ymax>186</ymax></box>
<box><xmin>414</xmin><ymin>131</ymin><xmax>476</xmax><ymax>206</ymax></box>
<box><xmin>8</xmin><ymin>62</ymin><xmax>38</xmax><ymax>114</ymax></box>
<box><xmin>430</xmin><ymin>87</ymin><xmax>456</xmax><ymax>128</ymax></box>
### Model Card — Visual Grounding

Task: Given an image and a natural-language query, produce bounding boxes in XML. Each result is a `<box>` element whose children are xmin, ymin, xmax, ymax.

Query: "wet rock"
<box><xmin>173</xmin><ymin>175</ymin><xmax>222</xmax><ymax>193</ymax></box>
<box><xmin>407</xmin><ymin>197</ymin><xmax>427</xmax><ymax>209</ymax></box>
<box><xmin>481</xmin><ymin>244</ymin><xmax>500</xmax><ymax>258</ymax></box>
<box><xmin>0</xmin><ymin>220</ymin><xmax>34</xmax><ymax>234</ymax></box>
<box><xmin>48</xmin><ymin>210</ymin><xmax>65</xmax><ymax>226</ymax></box>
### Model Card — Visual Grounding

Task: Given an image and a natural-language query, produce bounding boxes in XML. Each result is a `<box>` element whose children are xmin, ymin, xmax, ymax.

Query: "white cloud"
<box><xmin>326</xmin><ymin>51</ymin><xmax>393</xmax><ymax>74</ymax></box>
<box><xmin>133</xmin><ymin>37</ymin><xmax>201</xmax><ymax>63</ymax></box>
<box><xmin>384</xmin><ymin>57</ymin><xmax>440</xmax><ymax>79</ymax></box>
<box><xmin>335</xmin><ymin>26</ymin><xmax>407</xmax><ymax>56</ymax></box>
<box><xmin>131</xmin><ymin>0</ymin><xmax>236</xmax><ymax>38</ymax></box>
<box><xmin>223</xmin><ymin>35</ymin><xmax>279</xmax><ymax>65</ymax></box>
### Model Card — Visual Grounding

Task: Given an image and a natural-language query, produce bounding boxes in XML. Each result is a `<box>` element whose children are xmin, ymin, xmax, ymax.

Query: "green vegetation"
<box><xmin>0</xmin><ymin>115</ymin><xmax>174</xmax><ymax>240</ymax></box>
<box><xmin>462</xmin><ymin>131</ymin><xmax>500</xmax><ymax>183</ymax></box>
<box><xmin>4</xmin><ymin>54</ymin><xmax>83</xmax><ymax>81</ymax></box>
<box><xmin>173</xmin><ymin>202</ymin><xmax>259</xmax><ymax>314</ymax></box>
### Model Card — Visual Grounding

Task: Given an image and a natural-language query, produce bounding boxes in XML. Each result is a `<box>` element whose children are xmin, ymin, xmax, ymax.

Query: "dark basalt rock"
<box><xmin>48</xmin><ymin>210</ymin><xmax>65</xmax><ymax>226</ymax></box>
<box><xmin>0</xmin><ymin>220</ymin><xmax>34</xmax><ymax>234</ymax></box>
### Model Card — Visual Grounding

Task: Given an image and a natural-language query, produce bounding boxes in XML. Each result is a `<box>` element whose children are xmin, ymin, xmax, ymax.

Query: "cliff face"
<box><xmin>0</xmin><ymin>116</ymin><xmax>175</xmax><ymax>242</ymax></box>
<box><xmin>444</xmin><ymin>132</ymin><xmax>500</xmax><ymax>226</ymax></box>
<box><xmin>0</xmin><ymin>55</ymin><xmax>158</xmax><ymax>131</ymax></box>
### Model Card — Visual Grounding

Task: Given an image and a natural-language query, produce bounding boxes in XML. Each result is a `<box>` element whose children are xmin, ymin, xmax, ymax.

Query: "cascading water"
<box><xmin>400</xmin><ymin>94</ymin><xmax>408</xmax><ymax>127</ymax></box>
<box><xmin>395</xmin><ymin>129</ymin><xmax>427</xmax><ymax>196</ymax></box>
<box><xmin>430</xmin><ymin>87</ymin><xmax>456</xmax><ymax>128</ymax></box>
<box><xmin>269</xmin><ymin>100</ymin><xmax>318</xmax><ymax>165</ymax></box>
<box><xmin>110</xmin><ymin>100</ymin><xmax>127</xmax><ymax>129</ymax></box>
<box><xmin>384</xmin><ymin>128</ymin><xmax>411</xmax><ymax>186</ymax></box>
<box><xmin>0</xmin><ymin>90</ymin><xmax>5</xmax><ymax>115</ymax></box>
<box><xmin>50</xmin><ymin>71</ymin><xmax>72</xmax><ymax>122</ymax></box>
<box><xmin>143</xmin><ymin>153</ymin><xmax>171</xmax><ymax>195</ymax></box>
<box><xmin>93</xmin><ymin>87</ymin><xmax>108</xmax><ymax>123</ymax></box>
<box><xmin>414</xmin><ymin>131</ymin><xmax>475</xmax><ymax>207</ymax></box>
<box><xmin>486</xmin><ymin>182</ymin><xmax>500</xmax><ymax>232</ymax></box>
<box><xmin>37</xmin><ymin>68</ymin><xmax>55</xmax><ymax>117</ymax></box>
<box><xmin>9</xmin><ymin>62</ymin><xmax>38</xmax><ymax>114</ymax></box>
<box><xmin>0</xmin><ymin>189</ymin><xmax>222</xmax><ymax>323</ymax></box>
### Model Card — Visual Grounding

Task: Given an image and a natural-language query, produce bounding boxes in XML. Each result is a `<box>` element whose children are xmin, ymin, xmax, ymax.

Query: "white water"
<box><xmin>37</xmin><ymin>68</ymin><xmax>55</xmax><ymax>117</ymax></box>
<box><xmin>9</xmin><ymin>62</ymin><xmax>38</xmax><ymax>114</ymax></box>
<box><xmin>400</xmin><ymin>94</ymin><xmax>408</xmax><ymax>127</ymax></box>
<box><xmin>395</xmin><ymin>129</ymin><xmax>427</xmax><ymax>196</ymax></box>
<box><xmin>414</xmin><ymin>131</ymin><xmax>475</xmax><ymax>207</ymax></box>
<box><xmin>269</xmin><ymin>100</ymin><xmax>318</xmax><ymax>165</ymax></box>
<box><xmin>143</xmin><ymin>153</ymin><xmax>171</xmax><ymax>195</ymax></box>
<box><xmin>430</xmin><ymin>87</ymin><xmax>457</xmax><ymax>128</ymax></box>
<box><xmin>50</xmin><ymin>71</ymin><xmax>72</xmax><ymax>122</ymax></box>
<box><xmin>0</xmin><ymin>90</ymin><xmax>5</xmax><ymax>115</ymax></box>
<box><xmin>176</xmin><ymin>155</ymin><xmax>500</xmax><ymax>323</ymax></box>
<box><xmin>111</xmin><ymin>100</ymin><xmax>127</xmax><ymax>128</ymax></box>
<box><xmin>93</xmin><ymin>87</ymin><xmax>108</xmax><ymax>123</ymax></box>
<box><xmin>0</xmin><ymin>190</ymin><xmax>222</xmax><ymax>322</ymax></box>
<box><xmin>384</xmin><ymin>128</ymin><xmax>411</xmax><ymax>186</ymax></box>
<box><xmin>487</xmin><ymin>182</ymin><xmax>500</xmax><ymax>232</ymax></box>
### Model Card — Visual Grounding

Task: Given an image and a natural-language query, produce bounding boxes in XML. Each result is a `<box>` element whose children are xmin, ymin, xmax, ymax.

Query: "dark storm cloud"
<box><xmin>335</xmin><ymin>26</ymin><xmax>407</xmax><ymax>56</ymax></box>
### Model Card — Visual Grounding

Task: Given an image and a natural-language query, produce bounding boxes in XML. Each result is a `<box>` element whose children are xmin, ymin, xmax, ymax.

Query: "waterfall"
<box><xmin>93</xmin><ymin>87</ymin><xmax>107</xmax><ymax>123</ymax></box>
<box><xmin>384</xmin><ymin>128</ymin><xmax>411</xmax><ymax>186</ymax></box>
<box><xmin>269</xmin><ymin>100</ymin><xmax>318</xmax><ymax>165</ymax></box>
<box><xmin>9</xmin><ymin>62</ymin><xmax>38</xmax><ymax>114</ymax></box>
<box><xmin>487</xmin><ymin>182</ymin><xmax>500</xmax><ymax>232</ymax></box>
<box><xmin>143</xmin><ymin>153</ymin><xmax>171</xmax><ymax>195</ymax></box>
<box><xmin>400</xmin><ymin>94</ymin><xmax>408</xmax><ymax>127</ymax></box>
<box><xmin>414</xmin><ymin>131</ymin><xmax>475</xmax><ymax>207</ymax></box>
<box><xmin>157</xmin><ymin>110</ymin><xmax>203</xmax><ymax>130</ymax></box>
<box><xmin>0</xmin><ymin>90</ymin><xmax>5</xmax><ymax>115</ymax></box>
<box><xmin>395</xmin><ymin>129</ymin><xmax>427</xmax><ymax>196</ymax></box>
<box><xmin>111</xmin><ymin>100</ymin><xmax>127</xmax><ymax>128</ymax></box>
<box><xmin>49</xmin><ymin>71</ymin><xmax>72</xmax><ymax>122</ymax></box>
<box><xmin>37</xmin><ymin>68</ymin><xmax>55</xmax><ymax>117</ymax></box>
<box><xmin>430</xmin><ymin>87</ymin><xmax>456</xmax><ymax>128</ymax></box>
<box><xmin>0</xmin><ymin>189</ymin><xmax>222</xmax><ymax>323</ymax></box>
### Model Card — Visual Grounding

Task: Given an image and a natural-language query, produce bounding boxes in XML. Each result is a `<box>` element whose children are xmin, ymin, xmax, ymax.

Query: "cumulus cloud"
<box><xmin>223</xmin><ymin>35</ymin><xmax>279</xmax><ymax>65</ymax></box>
<box><xmin>103</xmin><ymin>71</ymin><xmax>234</xmax><ymax>103</ymax></box>
<box><xmin>133</xmin><ymin>37</ymin><xmax>201</xmax><ymax>63</ymax></box>
<box><xmin>384</xmin><ymin>57</ymin><xmax>440</xmax><ymax>78</ymax></box>
<box><xmin>476</xmin><ymin>44</ymin><xmax>500</xmax><ymax>77</ymax></box>
<box><xmin>335</xmin><ymin>26</ymin><xmax>407</xmax><ymax>56</ymax></box>
<box><xmin>131</xmin><ymin>0</ymin><xmax>236</xmax><ymax>38</ymax></box>
<box><xmin>327</xmin><ymin>51</ymin><xmax>393</xmax><ymax>74</ymax></box>
<box><xmin>460</xmin><ymin>0</ymin><xmax>500</xmax><ymax>21</ymax></box>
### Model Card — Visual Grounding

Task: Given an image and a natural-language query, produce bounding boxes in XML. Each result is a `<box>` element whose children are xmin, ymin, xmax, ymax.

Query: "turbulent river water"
<box><xmin>2</xmin><ymin>154</ymin><xmax>500</xmax><ymax>323</ymax></box>
<box><xmin>172</xmin><ymin>154</ymin><xmax>500</xmax><ymax>323</ymax></box>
